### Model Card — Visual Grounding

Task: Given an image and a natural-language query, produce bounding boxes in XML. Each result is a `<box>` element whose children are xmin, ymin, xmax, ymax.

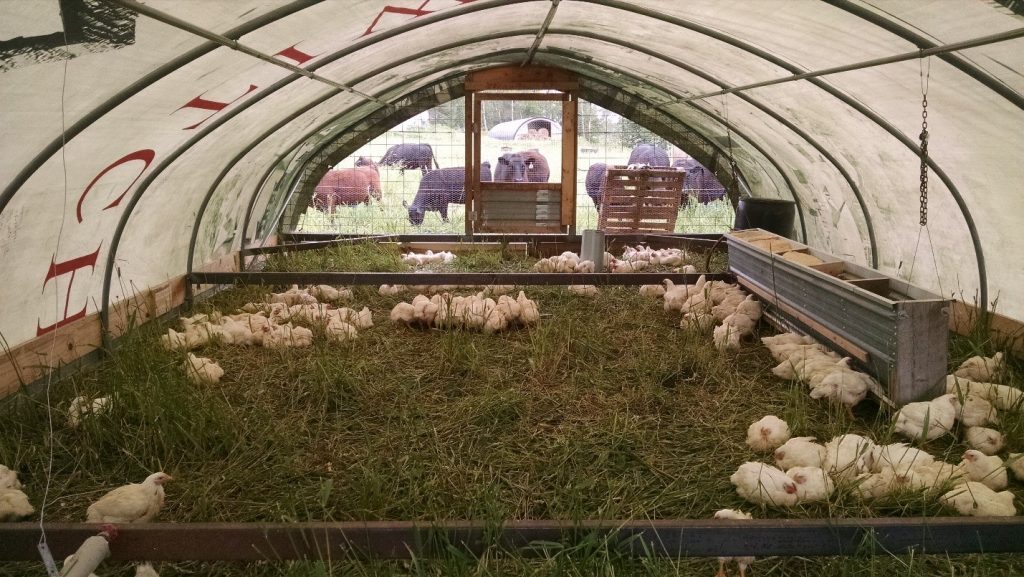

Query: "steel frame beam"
<box><xmin>3</xmin><ymin>518</ymin><xmax>1024</xmax><ymax>561</ymax></box>
<box><xmin>190</xmin><ymin>271</ymin><xmax>733</xmax><ymax>287</ymax></box>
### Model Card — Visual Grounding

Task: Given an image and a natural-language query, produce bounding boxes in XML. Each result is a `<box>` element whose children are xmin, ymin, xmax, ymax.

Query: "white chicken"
<box><xmin>639</xmin><ymin>284</ymin><xmax>666</xmax><ymax>298</ymax></box>
<box><xmin>135</xmin><ymin>563</ymin><xmax>160</xmax><ymax>577</ymax></box>
<box><xmin>904</xmin><ymin>461</ymin><xmax>964</xmax><ymax>493</ymax></box>
<box><xmin>823</xmin><ymin>434</ymin><xmax>875</xmax><ymax>482</ymax></box>
<box><xmin>787</xmin><ymin>466</ymin><xmax>834</xmax><ymax>503</ymax></box>
<box><xmin>712</xmin><ymin>323</ymin><xmax>742</xmax><ymax>351</ymax></box>
<box><xmin>183</xmin><ymin>353</ymin><xmax>224</xmax><ymax>385</ymax></box>
<box><xmin>745</xmin><ymin>415</ymin><xmax>791</xmax><ymax>452</ymax></box>
<box><xmin>86</xmin><ymin>472</ymin><xmax>173</xmax><ymax>523</ymax></box>
<box><xmin>567</xmin><ymin>285</ymin><xmax>599</xmax><ymax>297</ymax></box>
<box><xmin>731</xmin><ymin>462</ymin><xmax>799</xmax><ymax>507</ymax></box>
<box><xmin>953</xmin><ymin>352</ymin><xmax>1004</xmax><ymax>383</ymax></box>
<box><xmin>0</xmin><ymin>488</ymin><xmax>34</xmax><ymax>521</ymax></box>
<box><xmin>516</xmin><ymin>291</ymin><xmax>540</xmax><ymax>325</ymax></box>
<box><xmin>325</xmin><ymin>318</ymin><xmax>358</xmax><ymax>342</ymax></box>
<box><xmin>681</xmin><ymin>309</ymin><xmax>716</xmax><ymax>332</ymax></box>
<box><xmin>809</xmin><ymin>362</ymin><xmax>873</xmax><ymax>416</ymax></box>
<box><xmin>951</xmin><ymin>393</ymin><xmax>999</xmax><ymax>427</ymax></box>
<box><xmin>0</xmin><ymin>465</ymin><xmax>22</xmax><ymax>490</ymax></box>
<box><xmin>712</xmin><ymin>509</ymin><xmax>755</xmax><ymax>577</ymax></box>
<box><xmin>761</xmin><ymin>332</ymin><xmax>817</xmax><ymax>349</ymax></box>
<box><xmin>773</xmin><ymin>437</ymin><xmax>825</xmax><ymax>470</ymax></box>
<box><xmin>893</xmin><ymin>394</ymin><xmax>957</xmax><ymax>441</ymax></box>
<box><xmin>1008</xmin><ymin>453</ymin><xmax>1024</xmax><ymax>481</ymax></box>
<box><xmin>960</xmin><ymin>450</ymin><xmax>1008</xmax><ymax>490</ymax></box>
<box><xmin>852</xmin><ymin>469</ymin><xmax>911</xmax><ymax>500</ymax></box>
<box><xmin>67</xmin><ymin>396</ymin><xmax>112</xmax><ymax>428</ymax></box>
<box><xmin>987</xmin><ymin>384</ymin><xmax>1023</xmax><ymax>411</ymax></box>
<box><xmin>965</xmin><ymin>426</ymin><xmax>1005</xmax><ymax>456</ymax></box>
<box><xmin>870</xmin><ymin>443</ymin><xmax>935</xmax><ymax>476</ymax></box>
<box><xmin>941</xmin><ymin>481</ymin><xmax>1017</xmax><ymax>517</ymax></box>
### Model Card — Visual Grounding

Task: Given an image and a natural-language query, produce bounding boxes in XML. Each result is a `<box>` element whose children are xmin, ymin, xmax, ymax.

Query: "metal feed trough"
<box><xmin>726</xmin><ymin>229</ymin><xmax>949</xmax><ymax>406</ymax></box>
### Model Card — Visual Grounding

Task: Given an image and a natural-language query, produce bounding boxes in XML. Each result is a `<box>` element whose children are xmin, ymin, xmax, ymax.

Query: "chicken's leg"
<box><xmin>715</xmin><ymin>560</ymin><xmax>727</xmax><ymax>577</ymax></box>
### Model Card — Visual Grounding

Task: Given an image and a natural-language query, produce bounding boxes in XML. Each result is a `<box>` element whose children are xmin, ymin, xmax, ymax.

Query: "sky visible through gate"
<box><xmin>293</xmin><ymin>98</ymin><xmax>734</xmax><ymax>235</ymax></box>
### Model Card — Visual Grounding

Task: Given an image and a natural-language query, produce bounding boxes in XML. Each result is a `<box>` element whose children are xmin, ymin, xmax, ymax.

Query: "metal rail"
<box><xmin>189</xmin><ymin>271</ymin><xmax>733</xmax><ymax>287</ymax></box>
<box><xmin>2</xmin><ymin>518</ymin><xmax>1023</xmax><ymax>561</ymax></box>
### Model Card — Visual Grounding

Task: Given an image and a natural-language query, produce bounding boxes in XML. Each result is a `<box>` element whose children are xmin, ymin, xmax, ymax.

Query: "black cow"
<box><xmin>494</xmin><ymin>150</ymin><xmax>550</xmax><ymax>182</ymax></box>
<box><xmin>627</xmin><ymin>143</ymin><xmax>670</xmax><ymax>167</ymax></box>
<box><xmin>379</xmin><ymin>143</ymin><xmax>438</xmax><ymax>172</ymax></box>
<box><xmin>673</xmin><ymin>158</ymin><xmax>726</xmax><ymax>204</ymax></box>
<box><xmin>585</xmin><ymin>162</ymin><xmax>608</xmax><ymax>212</ymax></box>
<box><xmin>404</xmin><ymin>162</ymin><xmax>492</xmax><ymax>225</ymax></box>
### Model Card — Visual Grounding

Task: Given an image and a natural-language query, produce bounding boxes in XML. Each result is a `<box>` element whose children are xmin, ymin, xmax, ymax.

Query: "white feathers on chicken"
<box><xmin>953</xmin><ymin>352</ymin><xmax>1004</xmax><ymax>383</ymax></box>
<box><xmin>774</xmin><ymin>437</ymin><xmax>825</xmax><ymax>470</ymax></box>
<box><xmin>745</xmin><ymin>415</ymin><xmax>791</xmax><ymax>452</ymax></box>
<box><xmin>1007</xmin><ymin>453</ymin><xmax>1024</xmax><ymax>481</ymax></box>
<box><xmin>731</xmin><ymin>462</ymin><xmax>799</xmax><ymax>507</ymax></box>
<box><xmin>823</xmin><ymin>434</ymin><xmax>875</xmax><ymax>482</ymax></box>
<box><xmin>941</xmin><ymin>481</ymin><xmax>1017</xmax><ymax>516</ymax></box>
<box><xmin>567</xmin><ymin>284</ymin><xmax>599</xmax><ymax>297</ymax></box>
<box><xmin>0</xmin><ymin>488</ymin><xmax>34</xmax><ymax>521</ymax></box>
<box><xmin>639</xmin><ymin>284</ymin><xmax>665</xmax><ymax>297</ymax></box>
<box><xmin>893</xmin><ymin>394</ymin><xmax>957</xmax><ymax>441</ymax></box>
<box><xmin>870</xmin><ymin>443</ymin><xmax>935</xmax><ymax>475</ymax></box>
<box><xmin>960</xmin><ymin>450</ymin><xmax>1008</xmax><ymax>490</ymax></box>
<box><xmin>86</xmin><ymin>472</ymin><xmax>173</xmax><ymax>523</ymax></box>
<box><xmin>787</xmin><ymin>466</ymin><xmax>834</xmax><ymax>503</ymax></box>
<box><xmin>965</xmin><ymin>426</ymin><xmax>1005</xmax><ymax>456</ymax></box>
<box><xmin>951</xmin><ymin>393</ymin><xmax>999</xmax><ymax>427</ymax></box>
<box><xmin>183</xmin><ymin>353</ymin><xmax>224</xmax><ymax>385</ymax></box>
<box><xmin>67</xmin><ymin>396</ymin><xmax>111</xmax><ymax>428</ymax></box>
<box><xmin>0</xmin><ymin>465</ymin><xmax>21</xmax><ymax>490</ymax></box>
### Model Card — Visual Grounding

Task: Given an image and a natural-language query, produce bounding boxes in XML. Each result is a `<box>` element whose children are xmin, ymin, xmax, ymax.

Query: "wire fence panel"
<box><xmin>287</xmin><ymin>99</ymin><xmax>734</xmax><ymax>236</ymax></box>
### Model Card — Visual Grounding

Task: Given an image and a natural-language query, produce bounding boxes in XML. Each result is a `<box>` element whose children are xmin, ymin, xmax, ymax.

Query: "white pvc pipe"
<box><xmin>59</xmin><ymin>536</ymin><xmax>110</xmax><ymax>577</ymax></box>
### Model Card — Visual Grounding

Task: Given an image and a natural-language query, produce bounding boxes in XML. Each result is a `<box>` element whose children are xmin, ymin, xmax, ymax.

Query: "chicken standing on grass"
<box><xmin>86</xmin><ymin>472</ymin><xmax>173</xmax><ymax>523</ymax></box>
<box><xmin>745</xmin><ymin>415</ymin><xmax>791</xmax><ymax>452</ymax></box>
<box><xmin>712</xmin><ymin>509</ymin><xmax>755</xmax><ymax>577</ymax></box>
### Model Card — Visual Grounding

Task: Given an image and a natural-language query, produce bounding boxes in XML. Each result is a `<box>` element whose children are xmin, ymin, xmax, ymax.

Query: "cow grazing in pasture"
<box><xmin>379</xmin><ymin>143</ymin><xmax>438</xmax><ymax>172</ymax></box>
<box><xmin>627</xmin><ymin>143</ymin><xmax>670</xmax><ymax>167</ymax></box>
<box><xmin>585</xmin><ymin>162</ymin><xmax>608</xmax><ymax>213</ymax></box>
<box><xmin>494</xmin><ymin>150</ymin><xmax>550</xmax><ymax>182</ymax></box>
<box><xmin>311</xmin><ymin>157</ymin><xmax>382</xmax><ymax>214</ymax></box>
<box><xmin>405</xmin><ymin>162</ymin><xmax>492</xmax><ymax>225</ymax></box>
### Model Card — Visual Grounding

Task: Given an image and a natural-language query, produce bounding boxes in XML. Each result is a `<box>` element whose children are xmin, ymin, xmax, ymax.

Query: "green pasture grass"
<box><xmin>1</xmin><ymin>244</ymin><xmax>1021</xmax><ymax>577</ymax></box>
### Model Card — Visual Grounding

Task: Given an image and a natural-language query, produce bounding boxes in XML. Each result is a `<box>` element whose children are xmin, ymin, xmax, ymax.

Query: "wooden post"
<box><xmin>464</xmin><ymin>92</ymin><xmax>475</xmax><ymax>237</ymax></box>
<box><xmin>561</xmin><ymin>94</ymin><xmax>577</xmax><ymax>232</ymax></box>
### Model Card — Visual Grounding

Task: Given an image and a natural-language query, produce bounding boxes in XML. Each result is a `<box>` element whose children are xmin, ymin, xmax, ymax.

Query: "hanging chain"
<box><xmin>918</xmin><ymin>56</ymin><xmax>931</xmax><ymax>226</ymax></box>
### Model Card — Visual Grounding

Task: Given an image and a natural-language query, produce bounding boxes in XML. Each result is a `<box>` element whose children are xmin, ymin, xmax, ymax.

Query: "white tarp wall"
<box><xmin>1</xmin><ymin>0</ymin><xmax>1023</xmax><ymax>353</ymax></box>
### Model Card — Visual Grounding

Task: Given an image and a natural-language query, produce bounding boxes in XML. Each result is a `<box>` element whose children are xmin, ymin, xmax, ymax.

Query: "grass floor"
<box><xmin>2</xmin><ymin>244</ymin><xmax>1022</xmax><ymax>576</ymax></box>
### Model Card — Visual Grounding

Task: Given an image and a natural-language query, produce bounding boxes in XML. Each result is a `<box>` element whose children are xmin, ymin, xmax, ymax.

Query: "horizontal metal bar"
<box><xmin>279</xmin><ymin>233</ymin><xmax>726</xmax><ymax>243</ymax></box>
<box><xmin>3</xmin><ymin>518</ymin><xmax>1023</xmax><ymax>561</ymax></box>
<box><xmin>190</xmin><ymin>271</ymin><xmax>733</xmax><ymax>286</ymax></box>
<box><xmin>240</xmin><ymin>235</ymin><xmax>399</xmax><ymax>256</ymax></box>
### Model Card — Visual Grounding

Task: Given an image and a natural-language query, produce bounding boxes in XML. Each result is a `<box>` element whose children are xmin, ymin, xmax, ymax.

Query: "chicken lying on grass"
<box><xmin>954</xmin><ymin>352</ymin><xmax>1005</xmax><ymax>383</ymax></box>
<box><xmin>960</xmin><ymin>450</ymin><xmax>1008</xmax><ymax>490</ymax></box>
<box><xmin>745</xmin><ymin>415</ymin><xmax>791</xmax><ymax>452</ymax></box>
<box><xmin>941</xmin><ymin>481</ymin><xmax>1017</xmax><ymax>516</ymax></box>
<box><xmin>86</xmin><ymin>472</ymin><xmax>173</xmax><ymax>523</ymax></box>
<box><xmin>67</xmin><ymin>396</ymin><xmax>112</xmax><ymax>428</ymax></box>
<box><xmin>893</xmin><ymin>394</ymin><xmax>957</xmax><ymax>442</ymax></box>
<box><xmin>730</xmin><ymin>462</ymin><xmax>798</xmax><ymax>507</ymax></box>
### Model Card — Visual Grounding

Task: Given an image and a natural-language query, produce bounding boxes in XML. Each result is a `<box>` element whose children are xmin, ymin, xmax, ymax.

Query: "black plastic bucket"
<box><xmin>734</xmin><ymin>198</ymin><xmax>796</xmax><ymax>237</ymax></box>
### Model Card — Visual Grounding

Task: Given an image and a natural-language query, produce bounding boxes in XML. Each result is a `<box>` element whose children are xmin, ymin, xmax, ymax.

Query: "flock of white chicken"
<box><xmin>718</xmin><ymin>351</ymin><xmax>1022</xmax><ymax>575</ymax></box>
<box><xmin>390</xmin><ymin>290</ymin><xmax>540</xmax><ymax>333</ymax></box>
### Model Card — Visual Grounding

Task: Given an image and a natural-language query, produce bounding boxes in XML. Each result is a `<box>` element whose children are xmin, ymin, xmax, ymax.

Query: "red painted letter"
<box><xmin>275</xmin><ymin>44</ymin><xmax>320</xmax><ymax>65</ymax></box>
<box><xmin>362</xmin><ymin>1</ymin><xmax>435</xmax><ymax>36</ymax></box>
<box><xmin>75</xmin><ymin>149</ymin><xmax>156</xmax><ymax>223</ymax></box>
<box><xmin>36</xmin><ymin>245</ymin><xmax>102</xmax><ymax>336</ymax></box>
<box><xmin>174</xmin><ymin>84</ymin><xmax>258</xmax><ymax>130</ymax></box>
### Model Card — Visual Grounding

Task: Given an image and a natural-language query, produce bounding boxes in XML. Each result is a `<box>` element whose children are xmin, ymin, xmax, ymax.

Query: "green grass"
<box><xmin>1</xmin><ymin>244</ymin><xmax>1022</xmax><ymax>576</ymax></box>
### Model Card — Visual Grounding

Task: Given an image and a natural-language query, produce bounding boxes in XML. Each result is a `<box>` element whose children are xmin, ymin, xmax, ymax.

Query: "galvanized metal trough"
<box><xmin>726</xmin><ymin>229</ymin><xmax>949</xmax><ymax>406</ymax></box>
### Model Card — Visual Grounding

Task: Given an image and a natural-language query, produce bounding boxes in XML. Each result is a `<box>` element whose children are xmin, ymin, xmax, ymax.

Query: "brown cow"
<box><xmin>311</xmin><ymin>157</ymin><xmax>381</xmax><ymax>214</ymax></box>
